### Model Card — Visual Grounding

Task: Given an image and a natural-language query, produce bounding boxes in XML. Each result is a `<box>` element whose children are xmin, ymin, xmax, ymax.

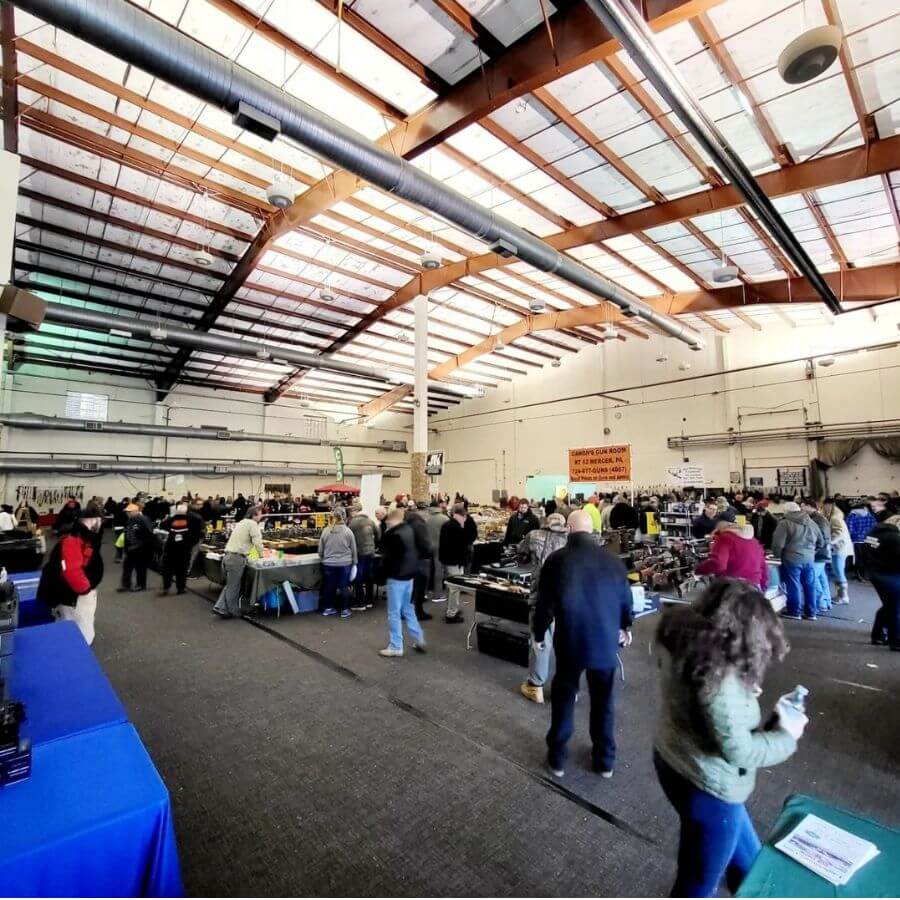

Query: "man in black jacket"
<box><xmin>609</xmin><ymin>496</ymin><xmax>640</xmax><ymax>531</ymax></box>
<box><xmin>504</xmin><ymin>499</ymin><xmax>539</xmax><ymax>545</ymax></box>
<box><xmin>117</xmin><ymin>503</ymin><xmax>156</xmax><ymax>593</ymax></box>
<box><xmin>379</xmin><ymin>509</ymin><xmax>426</xmax><ymax>658</ymax></box>
<box><xmin>158</xmin><ymin>502</ymin><xmax>205</xmax><ymax>595</ymax></box>
<box><xmin>534</xmin><ymin>509</ymin><xmax>634</xmax><ymax>778</ymax></box>
<box><xmin>439</xmin><ymin>503</ymin><xmax>476</xmax><ymax>624</ymax></box>
<box><xmin>866</xmin><ymin>516</ymin><xmax>900</xmax><ymax>650</ymax></box>
<box><xmin>405</xmin><ymin>503</ymin><xmax>435</xmax><ymax>621</ymax></box>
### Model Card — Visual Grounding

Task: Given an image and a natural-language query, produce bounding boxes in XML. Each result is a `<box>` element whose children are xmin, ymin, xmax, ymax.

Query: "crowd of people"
<box><xmin>18</xmin><ymin>477</ymin><xmax>898</xmax><ymax>897</ymax></box>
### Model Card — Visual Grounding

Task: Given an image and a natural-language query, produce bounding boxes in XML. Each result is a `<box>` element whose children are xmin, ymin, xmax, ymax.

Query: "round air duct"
<box><xmin>193</xmin><ymin>249</ymin><xmax>215</xmax><ymax>267</ymax></box>
<box><xmin>712</xmin><ymin>264</ymin><xmax>739</xmax><ymax>283</ymax></box>
<box><xmin>266</xmin><ymin>173</ymin><xmax>298</xmax><ymax>209</ymax></box>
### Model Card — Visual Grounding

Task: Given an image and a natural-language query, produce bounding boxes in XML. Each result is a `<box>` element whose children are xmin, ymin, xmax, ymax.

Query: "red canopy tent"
<box><xmin>315</xmin><ymin>482</ymin><xmax>360</xmax><ymax>495</ymax></box>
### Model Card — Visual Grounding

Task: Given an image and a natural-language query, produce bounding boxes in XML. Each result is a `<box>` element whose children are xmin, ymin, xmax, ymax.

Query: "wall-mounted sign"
<box><xmin>425</xmin><ymin>450</ymin><xmax>444</xmax><ymax>476</ymax></box>
<box><xmin>334</xmin><ymin>446</ymin><xmax>344</xmax><ymax>482</ymax></box>
<box><xmin>777</xmin><ymin>467</ymin><xmax>808</xmax><ymax>488</ymax></box>
<box><xmin>666</xmin><ymin>464</ymin><xmax>705</xmax><ymax>487</ymax></box>
<box><xmin>568</xmin><ymin>444</ymin><xmax>631</xmax><ymax>482</ymax></box>
<box><xmin>15</xmin><ymin>484</ymin><xmax>85</xmax><ymax>507</ymax></box>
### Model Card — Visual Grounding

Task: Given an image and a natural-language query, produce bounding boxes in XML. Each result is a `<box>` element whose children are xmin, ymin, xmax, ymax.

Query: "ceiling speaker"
<box><xmin>778</xmin><ymin>25</ymin><xmax>842</xmax><ymax>84</ymax></box>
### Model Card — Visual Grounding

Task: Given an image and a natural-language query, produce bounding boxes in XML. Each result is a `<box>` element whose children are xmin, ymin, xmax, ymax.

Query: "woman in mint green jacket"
<box><xmin>653</xmin><ymin>579</ymin><xmax>807</xmax><ymax>897</ymax></box>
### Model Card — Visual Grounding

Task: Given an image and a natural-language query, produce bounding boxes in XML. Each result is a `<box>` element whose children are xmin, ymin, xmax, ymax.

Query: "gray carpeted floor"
<box><xmin>88</xmin><ymin>543</ymin><xmax>900</xmax><ymax>897</ymax></box>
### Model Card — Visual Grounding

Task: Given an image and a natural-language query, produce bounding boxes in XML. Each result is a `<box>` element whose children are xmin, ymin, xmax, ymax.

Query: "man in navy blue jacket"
<box><xmin>533</xmin><ymin>509</ymin><xmax>634</xmax><ymax>778</ymax></box>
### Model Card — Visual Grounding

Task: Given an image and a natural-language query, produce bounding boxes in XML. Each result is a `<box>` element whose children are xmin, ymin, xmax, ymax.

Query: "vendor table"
<box><xmin>203</xmin><ymin>551</ymin><xmax>322</xmax><ymax>602</ymax></box>
<box><xmin>12</xmin><ymin>621</ymin><xmax>128</xmax><ymax>745</ymax></box>
<box><xmin>0</xmin><ymin>722</ymin><xmax>183</xmax><ymax>897</ymax></box>
<box><xmin>737</xmin><ymin>793</ymin><xmax>899</xmax><ymax>898</ymax></box>
<box><xmin>9</xmin><ymin>570</ymin><xmax>52</xmax><ymax>627</ymax></box>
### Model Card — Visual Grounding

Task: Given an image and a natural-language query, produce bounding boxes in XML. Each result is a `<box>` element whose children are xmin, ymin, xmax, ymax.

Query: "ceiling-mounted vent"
<box><xmin>81</xmin><ymin>461</ymin><xmax>99</xmax><ymax>472</ymax></box>
<box><xmin>216</xmin><ymin>430</ymin><xmax>232</xmax><ymax>440</ymax></box>
<box><xmin>83</xmin><ymin>421</ymin><xmax>104</xmax><ymax>431</ymax></box>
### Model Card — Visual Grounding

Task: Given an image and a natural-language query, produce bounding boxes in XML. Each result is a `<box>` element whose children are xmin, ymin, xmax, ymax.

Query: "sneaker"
<box><xmin>116</xmin><ymin>586</ymin><xmax>131</xmax><ymax>593</ymax></box>
<box><xmin>431</xmin><ymin>596</ymin><xmax>447</xmax><ymax>603</ymax></box>
<box><xmin>365</xmin><ymin>603</ymin><xmax>374</xmax><ymax>609</ymax></box>
<box><xmin>520</xmin><ymin>681</ymin><xmax>544</xmax><ymax>704</ymax></box>
<box><xmin>802</xmin><ymin>615</ymin><xmax>817</xmax><ymax>621</ymax></box>
<box><xmin>418</xmin><ymin>612</ymin><xmax>434</xmax><ymax>621</ymax></box>
<box><xmin>445</xmin><ymin>612</ymin><xmax>465</xmax><ymax>624</ymax></box>
<box><xmin>547</xmin><ymin>762</ymin><xmax>564</xmax><ymax>778</ymax></box>
<box><xmin>834</xmin><ymin>595</ymin><xmax>850</xmax><ymax>605</ymax></box>
<box><xmin>211</xmin><ymin>607</ymin><xmax>233</xmax><ymax>619</ymax></box>
<box><xmin>321</xmin><ymin>608</ymin><xmax>338</xmax><ymax>616</ymax></box>
<box><xmin>379</xmin><ymin>647</ymin><xmax>403</xmax><ymax>657</ymax></box>
<box><xmin>413</xmin><ymin>642</ymin><xmax>427</xmax><ymax>653</ymax></box>
<box><xmin>350</xmin><ymin>605</ymin><xmax>367</xmax><ymax>612</ymax></box>
<box><xmin>780</xmin><ymin>612</ymin><xmax>802</xmax><ymax>620</ymax></box>
<box><xmin>340</xmin><ymin>609</ymin><xmax>352</xmax><ymax>619</ymax></box>
<box><xmin>599</xmin><ymin>769</ymin><xmax>614</xmax><ymax>779</ymax></box>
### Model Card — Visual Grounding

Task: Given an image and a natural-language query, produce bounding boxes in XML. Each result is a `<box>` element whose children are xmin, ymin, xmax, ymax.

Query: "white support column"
<box><xmin>411</xmin><ymin>293</ymin><xmax>428</xmax><ymax>500</ymax></box>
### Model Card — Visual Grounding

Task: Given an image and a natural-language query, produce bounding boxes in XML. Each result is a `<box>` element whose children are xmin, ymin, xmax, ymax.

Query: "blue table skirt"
<box><xmin>9</xmin><ymin>571</ymin><xmax>52</xmax><ymax>627</ymax></box>
<box><xmin>0</xmin><ymin>723</ymin><xmax>183</xmax><ymax>897</ymax></box>
<box><xmin>11</xmin><ymin>621</ymin><xmax>128</xmax><ymax>745</ymax></box>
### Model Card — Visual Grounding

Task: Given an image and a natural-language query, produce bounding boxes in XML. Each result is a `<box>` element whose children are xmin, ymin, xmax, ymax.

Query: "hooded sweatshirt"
<box><xmin>695</xmin><ymin>525</ymin><xmax>768</xmax><ymax>589</ymax></box>
<box><xmin>771</xmin><ymin>510</ymin><xmax>825</xmax><ymax>565</ymax></box>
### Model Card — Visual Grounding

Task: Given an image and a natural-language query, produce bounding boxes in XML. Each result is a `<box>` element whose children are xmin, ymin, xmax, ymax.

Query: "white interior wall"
<box><xmin>425</xmin><ymin>306</ymin><xmax>900</xmax><ymax>500</ymax></box>
<box><xmin>0</xmin><ymin>362</ymin><xmax>412</xmax><ymax>508</ymax></box>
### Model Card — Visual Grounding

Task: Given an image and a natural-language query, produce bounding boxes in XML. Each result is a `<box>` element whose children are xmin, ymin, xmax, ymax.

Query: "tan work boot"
<box><xmin>520</xmin><ymin>681</ymin><xmax>544</xmax><ymax>703</ymax></box>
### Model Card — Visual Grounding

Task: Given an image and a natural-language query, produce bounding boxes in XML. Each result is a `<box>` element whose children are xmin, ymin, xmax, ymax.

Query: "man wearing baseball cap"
<box><xmin>117</xmin><ymin>502</ymin><xmax>156</xmax><ymax>593</ymax></box>
<box><xmin>37</xmin><ymin>501</ymin><xmax>105</xmax><ymax>644</ymax></box>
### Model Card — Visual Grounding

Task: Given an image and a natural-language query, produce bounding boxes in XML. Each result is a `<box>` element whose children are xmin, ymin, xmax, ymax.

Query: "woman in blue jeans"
<box><xmin>317</xmin><ymin>511</ymin><xmax>358</xmax><ymax>619</ymax></box>
<box><xmin>654</xmin><ymin>579</ymin><xmax>807</xmax><ymax>897</ymax></box>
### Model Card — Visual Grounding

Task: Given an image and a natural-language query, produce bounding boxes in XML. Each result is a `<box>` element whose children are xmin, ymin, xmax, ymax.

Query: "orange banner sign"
<box><xmin>568</xmin><ymin>444</ymin><xmax>632</xmax><ymax>482</ymax></box>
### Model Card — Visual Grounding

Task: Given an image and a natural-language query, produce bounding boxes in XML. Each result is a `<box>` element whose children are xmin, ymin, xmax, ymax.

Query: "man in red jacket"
<box><xmin>37</xmin><ymin>501</ymin><xmax>105</xmax><ymax>645</ymax></box>
<box><xmin>695</xmin><ymin>521</ymin><xmax>768</xmax><ymax>590</ymax></box>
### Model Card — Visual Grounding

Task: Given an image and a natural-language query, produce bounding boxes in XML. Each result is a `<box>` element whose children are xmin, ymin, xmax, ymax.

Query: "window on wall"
<box><xmin>65</xmin><ymin>390</ymin><xmax>109</xmax><ymax>422</ymax></box>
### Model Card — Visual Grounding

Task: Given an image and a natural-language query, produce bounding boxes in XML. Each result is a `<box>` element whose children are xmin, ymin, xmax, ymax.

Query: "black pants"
<box><xmin>354</xmin><ymin>555</ymin><xmax>375</xmax><ymax>608</ymax></box>
<box><xmin>547</xmin><ymin>659</ymin><xmax>617</xmax><ymax>771</ymax></box>
<box><xmin>413</xmin><ymin>559</ymin><xmax>430</xmax><ymax>614</ymax></box>
<box><xmin>121</xmin><ymin>546</ymin><xmax>152</xmax><ymax>589</ymax></box>
<box><xmin>870</xmin><ymin>572</ymin><xmax>900</xmax><ymax>648</ymax></box>
<box><xmin>163</xmin><ymin>547</ymin><xmax>191</xmax><ymax>593</ymax></box>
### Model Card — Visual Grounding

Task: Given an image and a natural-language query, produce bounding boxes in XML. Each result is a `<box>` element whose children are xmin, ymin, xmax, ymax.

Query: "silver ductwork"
<box><xmin>11</xmin><ymin>0</ymin><xmax>704</xmax><ymax>350</ymax></box>
<box><xmin>0</xmin><ymin>457</ymin><xmax>401</xmax><ymax>477</ymax></box>
<box><xmin>585</xmin><ymin>0</ymin><xmax>841</xmax><ymax>315</ymax></box>
<box><xmin>40</xmin><ymin>302</ymin><xmax>476</xmax><ymax>399</ymax></box>
<box><xmin>0</xmin><ymin>413</ymin><xmax>407</xmax><ymax>452</ymax></box>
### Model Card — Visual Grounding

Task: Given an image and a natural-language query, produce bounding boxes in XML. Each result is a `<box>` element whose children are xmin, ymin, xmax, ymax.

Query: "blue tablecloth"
<box><xmin>11</xmin><ymin>621</ymin><xmax>128</xmax><ymax>745</ymax></box>
<box><xmin>9</xmin><ymin>570</ymin><xmax>52</xmax><ymax>627</ymax></box>
<box><xmin>0</xmin><ymin>722</ymin><xmax>183</xmax><ymax>897</ymax></box>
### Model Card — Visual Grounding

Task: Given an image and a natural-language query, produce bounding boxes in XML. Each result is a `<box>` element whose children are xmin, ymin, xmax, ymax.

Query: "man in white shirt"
<box><xmin>213</xmin><ymin>506</ymin><xmax>264</xmax><ymax>619</ymax></box>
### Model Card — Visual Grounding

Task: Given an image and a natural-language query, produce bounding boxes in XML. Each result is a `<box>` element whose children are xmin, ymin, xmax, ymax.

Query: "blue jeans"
<box><xmin>321</xmin><ymin>564</ymin><xmax>352</xmax><ymax>612</ymax></box>
<box><xmin>782</xmin><ymin>561</ymin><xmax>817</xmax><ymax>617</ymax></box>
<box><xmin>528</xmin><ymin>611</ymin><xmax>554</xmax><ymax>687</ymax></box>
<box><xmin>386</xmin><ymin>578</ymin><xmax>424</xmax><ymax>651</ymax></box>
<box><xmin>813</xmin><ymin>560</ymin><xmax>831</xmax><ymax>610</ymax></box>
<box><xmin>870</xmin><ymin>572</ymin><xmax>900</xmax><ymax>648</ymax></box>
<box><xmin>654</xmin><ymin>753</ymin><xmax>761</xmax><ymax>898</ymax></box>
<box><xmin>829</xmin><ymin>552</ymin><xmax>847</xmax><ymax>587</ymax></box>
<box><xmin>547</xmin><ymin>659</ymin><xmax>616</xmax><ymax>771</ymax></box>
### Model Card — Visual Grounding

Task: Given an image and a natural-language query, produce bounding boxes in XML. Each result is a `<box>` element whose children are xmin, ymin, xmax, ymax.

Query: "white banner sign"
<box><xmin>666</xmin><ymin>464</ymin><xmax>706</xmax><ymax>487</ymax></box>
<box><xmin>359</xmin><ymin>473</ymin><xmax>383</xmax><ymax>519</ymax></box>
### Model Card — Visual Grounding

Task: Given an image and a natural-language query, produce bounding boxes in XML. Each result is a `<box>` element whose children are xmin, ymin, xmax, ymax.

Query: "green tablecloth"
<box><xmin>201</xmin><ymin>553</ymin><xmax>322</xmax><ymax>600</ymax></box>
<box><xmin>737</xmin><ymin>794</ymin><xmax>899</xmax><ymax>898</ymax></box>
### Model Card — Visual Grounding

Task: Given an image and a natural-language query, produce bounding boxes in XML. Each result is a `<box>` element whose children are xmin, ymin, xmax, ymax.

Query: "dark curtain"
<box><xmin>810</xmin><ymin>439</ymin><xmax>867</xmax><ymax>500</ymax></box>
<box><xmin>811</xmin><ymin>437</ymin><xmax>900</xmax><ymax>499</ymax></box>
<box><xmin>870</xmin><ymin>437</ymin><xmax>900</xmax><ymax>462</ymax></box>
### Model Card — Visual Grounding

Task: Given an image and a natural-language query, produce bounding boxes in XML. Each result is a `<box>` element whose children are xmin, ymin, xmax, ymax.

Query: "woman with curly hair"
<box><xmin>653</xmin><ymin>579</ymin><xmax>807</xmax><ymax>897</ymax></box>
